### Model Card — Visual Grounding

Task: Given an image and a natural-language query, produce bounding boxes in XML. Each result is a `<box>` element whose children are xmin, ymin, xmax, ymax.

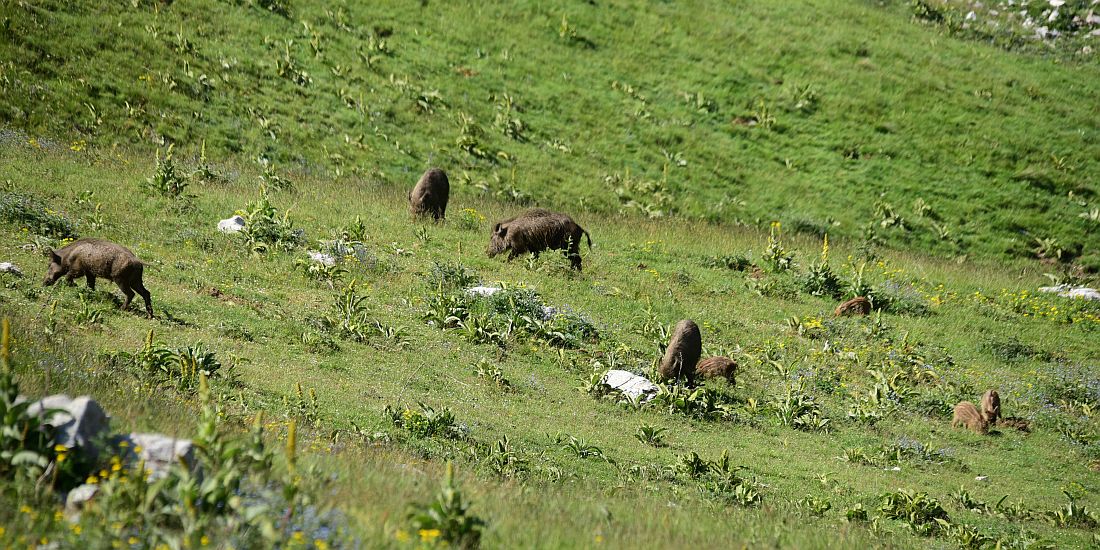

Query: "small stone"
<box><xmin>120</xmin><ymin>432</ymin><xmax>195</xmax><ymax>480</ymax></box>
<box><xmin>0</xmin><ymin>262</ymin><xmax>23</xmax><ymax>276</ymax></box>
<box><xmin>217</xmin><ymin>215</ymin><xmax>246</xmax><ymax>234</ymax></box>
<box><xmin>465</xmin><ymin>285</ymin><xmax>502</xmax><ymax>297</ymax></box>
<box><xmin>65</xmin><ymin>483</ymin><xmax>99</xmax><ymax>519</ymax></box>
<box><xmin>975</xmin><ymin>475</ymin><xmax>989</xmax><ymax>482</ymax></box>
<box><xmin>307</xmin><ymin>251</ymin><xmax>337</xmax><ymax>267</ymax></box>
<box><xmin>601</xmin><ymin>370</ymin><xmax>659</xmax><ymax>403</ymax></box>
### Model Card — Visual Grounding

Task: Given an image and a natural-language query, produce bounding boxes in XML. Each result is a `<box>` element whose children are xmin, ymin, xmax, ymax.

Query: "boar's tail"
<box><xmin>583</xmin><ymin>229</ymin><xmax>592</xmax><ymax>249</ymax></box>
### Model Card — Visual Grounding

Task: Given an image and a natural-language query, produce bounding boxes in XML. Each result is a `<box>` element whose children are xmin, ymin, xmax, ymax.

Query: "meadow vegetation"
<box><xmin>0</xmin><ymin>0</ymin><xmax>1098</xmax><ymax>548</ymax></box>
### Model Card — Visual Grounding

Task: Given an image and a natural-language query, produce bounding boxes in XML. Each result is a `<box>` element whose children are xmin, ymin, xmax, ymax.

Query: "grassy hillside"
<box><xmin>0</xmin><ymin>141</ymin><xmax>1098</xmax><ymax>547</ymax></box>
<box><xmin>1</xmin><ymin>0</ymin><xmax>1099</xmax><ymax>548</ymax></box>
<box><xmin>1</xmin><ymin>0</ymin><xmax>1098</xmax><ymax>263</ymax></box>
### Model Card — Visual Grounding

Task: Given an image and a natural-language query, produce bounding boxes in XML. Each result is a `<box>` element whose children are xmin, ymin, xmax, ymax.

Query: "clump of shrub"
<box><xmin>405</xmin><ymin>462</ymin><xmax>486</xmax><ymax>549</ymax></box>
<box><xmin>0</xmin><ymin>190</ymin><xmax>78</xmax><ymax>238</ymax></box>
<box><xmin>385</xmin><ymin>402</ymin><xmax>469</xmax><ymax>440</ymax></box>
<box><xmin>142</xmin><ymin>145</ymin><xmax>189</xmax><ymax>198</ymax></box>
<box><xmin>236</xmin><ymin>189</ymin><xmax>302</xmax><ymax>253</ymax></box>
<box><xmin>105</xmin><ymin>329</ymin><xmax>226</xmax><ymax>393</ymax></box>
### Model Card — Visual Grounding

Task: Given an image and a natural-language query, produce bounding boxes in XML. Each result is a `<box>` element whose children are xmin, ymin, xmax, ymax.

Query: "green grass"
<box><xmin>1</xmin><ymin>0</ymin><xmax>1097</xmax><ymax>264</ymax></box>
<box><xmin>0</xmin><ymin>142</ymin><xmax>1097</xmax><ymax>547</ymax></box>
<box><xmin>1</xmin><ymin>0</ymin><xmax>1099</xmax><ymax>547</ymax></box>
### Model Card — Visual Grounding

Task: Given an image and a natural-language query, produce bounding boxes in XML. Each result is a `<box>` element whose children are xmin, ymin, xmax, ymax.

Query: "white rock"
<box><xmin>465</xmin><ymin>285</ymin><xmax>501</xmax><ymax>297</ymax></box>
<box><xmin>1049</xmin><ymin>0</ymin><xmax>1065</xmax><ymax>7</ymax></box>
<box><xmin>0</xmin><ymin>262</ymin><xmax>23</xmax><ymax>276</ymax></box>
<box><xmin>122</xmin><ymin>432</ymin><xmax>195</xmax><ymax>480</ymax></box>
<box><xmin>975</xmin><ymin>475</ymin><xmax>989</xmax><ymax>482</ymax></box>
<box><xmin>27</xmin><ymin>395</ymin><xmax>110</xmax><ymax>461</ymax></box>
<box><xmin>1038</xmin><ymin>285</ymin><xmax>1100</xmax><ymax>301</ymax></box>
<box><xmin>601</xmin><ymin>370</ymin><xmax>659</xmax><ymax>403</ymax></box>
<box><xmin>307</xmin><ymin>251</ymin><xmax>337</xmax><ymax>266</ymax></box>
<box><xmin>966</xmin><ymin>10</ymin><xmax>977</xmax><ymax>20</ymax></box>
<box><xmin>65</xmin><ymin>483</ymin><xmax>99</xmax><ymax>518</ymax></box>
<box><xmin>217</xmin><ymin>215</ymin><xmax>246</xmax><ymax>234</ymax></box>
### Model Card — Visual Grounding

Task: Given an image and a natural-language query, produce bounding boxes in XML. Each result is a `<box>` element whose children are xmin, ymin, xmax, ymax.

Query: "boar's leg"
<box><xmin>117</xmin><ymin>282</ymin><xmax>135</xmax><ymax>312</ymax></box>
<box><xmin>134</xmin><ymin>281</ymin><xmax>154</xmax><ymax>318</ymax></box>
<box><xmin>567</xmin><ymin>237</ymin><xmax>582</xmax><ymax>271</ymax></box>
<box><xmin>85</xmin><ymin>274</ymin><xmax>96</xmax><ymax>290</ymax></box>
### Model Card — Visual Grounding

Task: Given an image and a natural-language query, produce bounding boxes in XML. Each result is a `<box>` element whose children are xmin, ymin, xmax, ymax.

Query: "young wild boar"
<box><xmin>486</xmin><ymin>208</ymin><xmax>592</xmax><ymax>271</ymax></box>
<box><xmin>409</xmin><ymin>167</ymin><xmax>450</xmax><ymax>221</ymax></box>
<box><xmin>43</xmin><ymin>238</ymin><xmax>153</xmax><ymax>318</ymax></box>
<box><xmin>951</xmin><ymin>401</ymin><xmax>988</xmax><ymax>435</ymax></box>
<box><xmin>834</xmin><ymin>296</ymin><xmax>871</xmax><ymax>317</ymax></box>
<box><xmin>696</xmin><ymin>356</ymin><xmax>737</xmax><ymax>384</ymax></box>
<box><xmin>657</xmin><ymin>319</ymin><xmax>702</xmax><ymax>384</ymax></box>
<box><xmin>980</xmin><ymin>389</ymin><xmax>1001</xmax><ymax>425</ymax></box>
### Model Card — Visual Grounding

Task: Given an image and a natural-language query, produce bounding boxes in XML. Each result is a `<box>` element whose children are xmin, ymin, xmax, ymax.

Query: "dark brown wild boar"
<box><xmin>409</xmin><ymin>168</ymin><xmax>450</xmax><ymax>221</ymax></box>
<box><xmin>486</xmin><ymin>208</ymin><xmax>592</xmax><ymax>271</ymax></box>
<box><xmin>980</xmin><ymin>389</ymin><xmax>1001</xmax><ymax>425</ymax></box>
<box><xmin>43</xmin><ymin>238</ymin><xmax>153</xmax><ymax>318</ymax></box>
<box><xmin>951</xmin><ymin>401</ymin><xmax>988</xmax><ymax>435</ymax></box>
<box><xmin>657</xmin><ymin>320</ymin><xmax>702</xmax><ymax>384</ymax></box>
<box><xmin>696</xmin><ymin>356</ymin><xmax>737</xmax><ymax>384</ymax></box>
<box><xmin>834</xmin><ymin>296</ymin><xmax>871</xmax><ymax>317</ymax></box>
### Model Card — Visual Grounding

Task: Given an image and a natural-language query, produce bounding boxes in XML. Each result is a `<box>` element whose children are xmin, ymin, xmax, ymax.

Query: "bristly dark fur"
<box><xmin>43</xmin><ymin>238</ymin><xmax>153</xmax><ymax>318</ymax></box>
<box><xmin>486</xmin><ymin>208</ymin><xmax>592</xmax><ymax>270</ymax></box>
<box><xmin>658</xmin><ymin>319</ymin><xmax>702</xmax><ymax>384</ymax></box>
<box><xmin>696</xmin><ymin>356</ymin><xmax>737</xmax><ymax>384</ymax></box>
<box><xmin>409</xmin><ymin>167</ymin><xmax>450</xmax><ymax>221</ymax></box>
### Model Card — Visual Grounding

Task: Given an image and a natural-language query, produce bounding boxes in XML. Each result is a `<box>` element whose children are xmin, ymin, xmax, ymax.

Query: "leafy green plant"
<box><xmin>560</xmin><ymin>435</ymin><xmax>608</xmax><ymax>461</ymax></box>
<box><xmin>385</xmin><ymin>402</ymin><xmax>467</xmax><ymax>440</ymax></box>
<box><xmin>774</xmin><ymin>380</ymin><xmax>830</xmax><ymax>432</ymax></box>
<box><xmin>236</xmin><ymin>189</ymin><xmax>302</xmax><ymax>254</ymax></box>
<box><xmin>143</xmin><ymin>145</ymin><xmax>189</xmax><ymax>198</ymax></box>
<box><xmin>0</xmin><ymin>320</ymin><xmax>59</xmax><ymax>482</ymax></box>
<box><xmin>73</xmin><ymin>294</ymin><xmax>106</xmax><ymax>325</ymax></box>
<box><xmin>634</xmin><ymin>424</ymin><xmax>668</xmax><ymax>447</ymax></box>
<box><xmin>406</xmin><ymin>462</ymin><xmax>486</xmax><ymax>549</ymax></box>
<box><xmin>878</xmin><ymin>489</ymin><xmax>950</xmax><ymax>536</ymax></box>
<box><xmin>474</xmin><ymin>359</ymin><xmax>513</xmax><ymax>392</ymax></box>
<box><xmin>798</xmin><ymin>495</ymin><xmax>833</xmax><ymax>517</ymax></box>
<box><xmin>467</xmin><ymin>436</ymin><xmax>527</xmax><ymax>478</ymax></box>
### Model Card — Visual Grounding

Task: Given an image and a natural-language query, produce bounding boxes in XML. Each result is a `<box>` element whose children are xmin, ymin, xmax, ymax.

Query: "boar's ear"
<box><xmin>48</xmin><ymin>249</ymin><xmax>61</xmax><ymax>263</ymax></box>
<box><xmin>493</xmin><ymin>223</ymin><xmax>505</xmax><ymax>236</ymax></box>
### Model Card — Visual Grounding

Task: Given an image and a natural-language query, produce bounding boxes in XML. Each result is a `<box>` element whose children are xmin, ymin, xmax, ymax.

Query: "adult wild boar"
<box><xmin>43</xmin><ymin>238</ymin><xmax>153</xmax><ymax>318</ymax></box>
<box><xmin>486</xmin><ymin>208</ymin><xmax>592</xmax><ymax>270</ymax></box>
<box><xmin>409</xmin><ymin>167</ymin><xmax>450</xmax><ymax>221</ymax></box>
<box><xmin>657</xmin><ymin>319</ymin><xmax>702</xmax><ymax>384</ymax></box>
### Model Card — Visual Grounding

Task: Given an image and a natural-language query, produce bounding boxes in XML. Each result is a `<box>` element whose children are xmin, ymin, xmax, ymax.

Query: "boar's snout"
<box><xmin>43</xmin><ymin>252</ymin><xmax>63</xmax><ymax>286</ymax></box>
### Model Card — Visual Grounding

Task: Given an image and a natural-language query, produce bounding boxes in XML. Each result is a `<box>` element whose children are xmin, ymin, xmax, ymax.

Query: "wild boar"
<box><xmin>980</xmin><ymin>389</ymin><xmax>1001</xmax><ymax>425</ymax></box>
<box><xmin>409</xmin><ymin>167</ymin><xmax>450</xmax><ymax>221</ymax></box>
<box><xmin>834</xmin><ymin>296</ymin><xmax>871</xmax><ymax>317</ymax></box>
<box><xmin>696</xmin><ymin>356</ymin><xmax>737</xmax><ymax>384</ymax></box>
<box><xmin>657</xmin><ymin>319</ymin><xmax>702</xmax><ymax>384</ymax></box>
<box><xmin>486</xmin><ymin>208</ymin><xmax>592</xmax><ymax>271</ymax></box>
<box><xmin>43</xmin><ymin>238</ymin><xmax>153</xmax><ymax>318</ymax></box>
<box><xmin>951</xmin><ymin>401</ymin><xmax>988</xmax><ymax>435</ymax></box>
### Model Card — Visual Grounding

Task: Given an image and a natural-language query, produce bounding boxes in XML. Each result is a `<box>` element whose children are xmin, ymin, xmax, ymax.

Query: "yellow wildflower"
<box><xmin>394</xmin><ymin>530</ymin><xmax>410</xmax><ymax>542</ymax></box>
<box><xmin>419</xmin><ymin>529</ymin><xmax>442</xmax><ymax>541</ymax></box>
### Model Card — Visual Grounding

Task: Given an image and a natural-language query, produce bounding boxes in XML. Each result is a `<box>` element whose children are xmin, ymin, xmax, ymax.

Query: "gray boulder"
<box><xmin>217</xmin><ymin>215</ymin><xmax>246</xmax><ymax>234</ymax></box>
<box><xmin>119</xmin><ymin>432</ymin><xmax>195</xmax><ymax>480</ymax></box>
<box><xmin>27</xmin><ymin>395</ymin><xmax>110</xmax><ymax>460</ymax></box>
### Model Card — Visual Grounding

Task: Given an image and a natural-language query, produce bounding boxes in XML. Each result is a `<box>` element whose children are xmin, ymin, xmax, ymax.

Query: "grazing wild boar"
<box><xmin>658</xmin><ymin>319</ymin><xmax>702</xmax><ymax>384</ymax></box>
<box><xmin>43</xmin><ymin>238</ymin><xmax>153</xmax><ymax>318</ymax></box>
<box><xmin>834</xmin><ymin>296</ymin><xmax>871</xmax><ymax>317</ymax></box>
<box><xmin>951</xmin><ymin>401</ymin><xmax>988</xmax><ymax>435</ymax></box>
<box><xmin>409</xmin><ymin>167</ymin><xmax>450</xmax><ymax>221</ymax></box>
<box><xmin>980</xmin><ymin>389</ymin><xmax>1001</xmax><ymax>425</ymax></box>
<box><xmin>486</xmin><ymin>208</ymin><xmax>592</xmax><ymax>270</ymax></box>
<box><xmin>696</xmin><ymin>356</ymin><xmax>737</xmax><ymax>384</ymax></box>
